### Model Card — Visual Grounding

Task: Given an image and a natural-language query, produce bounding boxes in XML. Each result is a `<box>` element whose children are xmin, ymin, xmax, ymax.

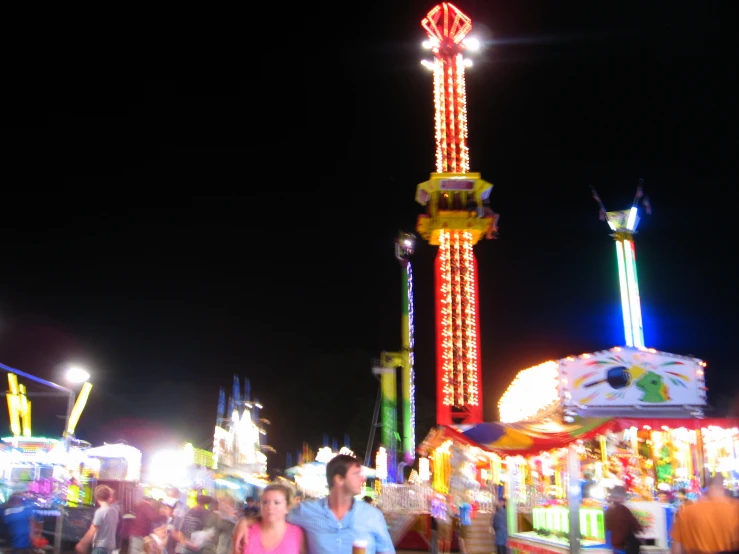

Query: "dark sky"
<box><xmin>1</xmin><ymin>1</ymin><xmax>735</xmax><ymax>471</ymax></box>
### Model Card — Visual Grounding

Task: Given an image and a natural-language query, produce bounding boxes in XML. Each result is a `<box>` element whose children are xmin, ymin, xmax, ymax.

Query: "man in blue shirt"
<box><xmin>288</xmin><ymin>454</ymin><xmax>395</xmax><ymax>554</ymax></box>
<box><xmin>1</xmin><ymin>493</ymin><xmax>35</xmax><ymax>554</ymax></box>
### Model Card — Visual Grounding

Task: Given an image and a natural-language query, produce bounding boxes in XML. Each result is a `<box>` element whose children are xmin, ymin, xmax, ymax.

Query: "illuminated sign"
<box><xmin>439</xmin><ymin>179</ymin><xmax>474</xmax><ymax>191</ymax></box>
<box><xmin>562</xmin><ymin>348</ymin><xmax>706</xmax><ymax>408</ymax></box>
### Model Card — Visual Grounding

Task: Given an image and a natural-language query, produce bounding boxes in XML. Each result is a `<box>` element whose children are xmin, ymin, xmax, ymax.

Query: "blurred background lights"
<box><xmin>499</xmin><ymin>361</ymin><xmax>560</xmax><ymax>423</ymax></box>
<box><xmin>66</xmin><ymin>366</ymin><xmax>90</xmax><ymax>383</ymax></box>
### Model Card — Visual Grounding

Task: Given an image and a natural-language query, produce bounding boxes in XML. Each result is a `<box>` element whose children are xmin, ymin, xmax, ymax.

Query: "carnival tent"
<box><xmin>420</xmin><ymin>417</ymin><xmax>739</xmax><ymax>458</ymax></box>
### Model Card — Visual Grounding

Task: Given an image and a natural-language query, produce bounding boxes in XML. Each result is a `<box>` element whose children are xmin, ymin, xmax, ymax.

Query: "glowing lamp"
<box><xmin>498</xmin><ymin>361</ymin><xmax>560</xmax><ymax>423</ymax></box>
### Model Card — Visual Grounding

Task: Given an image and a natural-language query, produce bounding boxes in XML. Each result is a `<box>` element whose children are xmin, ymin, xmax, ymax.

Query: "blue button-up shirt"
<box><xmin>287</xmin><ymin>498</ymin><xmax>395</xmax><ymax>554</ymax></box>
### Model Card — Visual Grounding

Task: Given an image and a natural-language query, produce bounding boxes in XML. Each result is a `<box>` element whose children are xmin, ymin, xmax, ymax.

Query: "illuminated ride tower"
<box><xmin>591</xmin><ymin>181</ymin><xmax>651</xmax><ymax>348</ymax></box>
<box><xmin>372</xmin><ymin>232</ymin><xmax>416</xmax><ymax>483</ymax></box>
<box><xmin>415</xmin><ymin>3</ymin><xmax>499</xmax><ymax>425</ymax></box>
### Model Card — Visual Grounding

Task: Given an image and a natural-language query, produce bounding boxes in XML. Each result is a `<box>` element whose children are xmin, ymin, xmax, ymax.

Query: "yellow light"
<box><xmin>376</xmin><ymin>447</ymin><xmax>388</xmax><ymax>481</ymax></box>
<box><xmin>66</xmin><ymin>382</ymin><xmax>93</xmax><ymax>435</ymax></box>
<box><xmin>499</xmin><ymin>361</ymin><xmax>560</xmax><ymax>423</ymax></box>
<box><xmin>419</xmin><ymin>457</ymin><xmax>431</xmax><ymax>482</ymax></box>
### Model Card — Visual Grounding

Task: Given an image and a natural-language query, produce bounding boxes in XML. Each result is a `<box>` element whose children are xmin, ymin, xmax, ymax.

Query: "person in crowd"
<box><xmin>241</xmin><ymin>484</ymin><xmax>304</xmax><ymax>554</ymax></box>
<box><xmin>457</xmin><ymin>499</ymin><xmax>472</xmax><ymax>554</ymax></box>
<box><xmin>604</xmin><ymin>486</ymin><xmax>643</xmax><ymax>554</ymax></box>
<box><xmin>673</xmin><ymin>488</ymin><xmax>693</xmax><ymax>514</ymax></box>
<box><xmin>491</xmin><ymin>498</ymin><xmax>508</xmax><ymax>554</ymax></box>
<box><xmin>177</xmin><ymin>495</ymin><xmax>216</xmax><ymax>554</ymax></box>
<box><xmin>213</xmin><ymin>494</ymin><xmax>238</xmax><ymax>554</ymax></box>
<box><xmin>1</xmin><ymin>493</ymin><xmax>35</xmax><ymax>554</ymax></box>
<box><xmin>76</xmin><ymin>485</ymin><xmax>121</xmax><ymax>554</ymax></box>
<box><xmin>143</xmin><ymin>517</ymin><xmax>169</xmax><ymax>554</ymax></box>
<box><xmin>233</xmin><ymin>454</ymin><xmax>394</xmax><ymax>554</ymax></box>
<box><xmin>429</xmin><ymin>513</ymin><xmax>439</xmax><ymax>554</ymax></box>
<box><xmin>671</xmin><ymin>474</ymin><xmax>739</xmax><ymax>554</ymax></box>
<box><xmin>130</xmin><ymin>497</ymin><xmax>159</xmax><ymax>554</ymax></box>
<box><xmin>435</xmin><ymin>496</ymin><xmax>453</xmax><ymax>554</ymax></box>
<box><xmin>243</xmin><ymin>498</ymin><xmax>259</xmax><ymax>519</ymax></box>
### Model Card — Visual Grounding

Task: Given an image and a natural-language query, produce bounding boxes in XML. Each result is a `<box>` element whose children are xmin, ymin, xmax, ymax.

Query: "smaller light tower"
<box><xmin>591</xmin><ymin>181</ymin><xmax>652</xmax><ymax>348</ymax></box>
<box><xmin>395</xmin><ymin>231</ymin><xmax>416</xmax><ymax>466</ymax></box>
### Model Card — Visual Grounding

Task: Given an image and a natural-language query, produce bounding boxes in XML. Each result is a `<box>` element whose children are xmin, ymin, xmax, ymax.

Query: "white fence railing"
<box><xmin>377</xmin><ymin>483</ymin><xmax>434</xmax><ymax>513</ymax></box>
<box><xmin>378</xmin><ymin>483</ymin><xmax>497</xmax><ymax>514</ymax></box>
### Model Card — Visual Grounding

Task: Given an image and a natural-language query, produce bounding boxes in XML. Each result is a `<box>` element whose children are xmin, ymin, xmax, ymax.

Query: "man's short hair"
<box><xmin>95</xmin><ymin>485</ymin><xmax>113</xmax><ymax>503</ymax></box>
<box><xmin>326</xmin><ymin>454</ymin><xmax>361</xmax><ymax>490</ymax></box>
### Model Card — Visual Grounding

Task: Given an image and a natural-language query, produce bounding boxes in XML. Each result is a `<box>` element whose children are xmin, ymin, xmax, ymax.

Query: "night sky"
<box><xmin>1</xmin><ymin>1</ymin><xmax>735</xmax><ymax>473</ymax></box>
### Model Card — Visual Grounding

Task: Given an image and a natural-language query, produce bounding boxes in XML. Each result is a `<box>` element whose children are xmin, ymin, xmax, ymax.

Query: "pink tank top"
<box><xmin>243</xmin><ymin>523</ymin><xmax>303</xmax><ymax>554</ymax></box>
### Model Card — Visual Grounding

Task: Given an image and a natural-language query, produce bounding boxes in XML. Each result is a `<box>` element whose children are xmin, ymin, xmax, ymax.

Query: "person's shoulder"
<box><xmin>356</xmin><ymin>500</ymin><xmax>384</xmax><ymax>518</ymax></box>
<box><xmin>298</xmin><ymin>498</ymin><xmax>324</xmax><ymax>511</ymax></box>
<box><xmin>286</xmin><ymin>522</ymin><xmax>304</xmax><ymax>535</ymax></box>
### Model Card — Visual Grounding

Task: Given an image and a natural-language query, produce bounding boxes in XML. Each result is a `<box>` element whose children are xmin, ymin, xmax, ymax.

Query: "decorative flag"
<box><xmin>643</xmin><ymin>196</ymin><xmax>652</xmax><ymax>215</ymax></box>
<box><xmin>590</xmin><ymin>186</ymin><xmax>602</xmax><ymax>203</ymax></box>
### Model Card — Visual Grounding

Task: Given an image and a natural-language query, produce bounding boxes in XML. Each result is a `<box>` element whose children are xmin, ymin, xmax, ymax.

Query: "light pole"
<box><xmin>1</xmin><ymin>361</ymin><xmax>91</xmax><ymax>449</ymax></box>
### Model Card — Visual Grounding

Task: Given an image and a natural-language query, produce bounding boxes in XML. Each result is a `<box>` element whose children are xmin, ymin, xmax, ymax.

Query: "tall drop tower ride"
<box><xmin>415</xmin><ymin>3</ymin><xmax>499</xmax><ymax>425</ymax></box>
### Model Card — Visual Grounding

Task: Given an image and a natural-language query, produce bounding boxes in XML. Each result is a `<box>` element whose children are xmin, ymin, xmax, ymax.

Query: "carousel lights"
<box><xmin>433</xmin><ymin>63</ymin><xmax>445</xmax><ymax>172</ymax></box>
<box><xmin>439</xmin><ymin>231</ymin><xmax>454</xmax><ymax>406</ymax></box>
<box><xmin>376</xmin><ymin>447</ymin><xmax>388</xmax><ymax>481</ymax></box>
<box><xmin>461</xmin><ymin>231</ymin><xmax>478</xmax><ymax>405</ymax></box>
<box><xmin>499</xmin><ymin>361</ymin><xmax>560</xmax><ymax>423</ymax></box>
<box><xmin>419</xmin><ymin>457</ymin><xmax>430</xmax><ymax>482</ymax></box>
<box><xmin>407</xmin><ymin>261</ymin><xmax>417</xmax><ymax>456</ymax></box>
<box><xmin>424</xmin><ymin>3</ymin><xmax>472</xmax><ymax>173</ymax></box>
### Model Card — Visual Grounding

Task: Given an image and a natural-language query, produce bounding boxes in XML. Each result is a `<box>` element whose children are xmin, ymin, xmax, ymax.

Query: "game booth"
<box><xmin>418</xmin><ymin>346</ymin><xmax>739</xmax><ymax>554</ymax></box>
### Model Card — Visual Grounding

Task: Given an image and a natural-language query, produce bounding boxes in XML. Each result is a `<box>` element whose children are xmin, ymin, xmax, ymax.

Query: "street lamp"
<box><xmin>1</xmin><ymin>361</ymin><xmax>92</xmax><ymax>450</ymax></box>
<box><xmin>67</xmin><ymin>366</ymin><xmax>91</xmax><ymax>384</ymax></box>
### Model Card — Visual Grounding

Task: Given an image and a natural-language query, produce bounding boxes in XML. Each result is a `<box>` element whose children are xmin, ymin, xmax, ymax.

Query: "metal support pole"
<box><xmin>567</xmin><ymin>443</ymin><xmax>582</xmax><ymax>554</ymax></box>
<box><xmin>64</xmin><ymin>391</ymin><xmax>75</xmax><ymax>451</ymax></box>
<box><xmin>53</xmin><ymin>510</ymin><xmax>63</xmax><ymax>554</ymax></box>
<box><xmin>696</xmin><ymin>428</ymin><xmax>707</xmax><ymax>487</ymax></box>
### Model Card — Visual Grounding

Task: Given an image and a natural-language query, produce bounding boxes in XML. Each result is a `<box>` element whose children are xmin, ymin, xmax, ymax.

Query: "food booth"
<box><xmin>419</xmin><ymin>346</ymin><xmax>739</xmax><ymax>554</ymax></box>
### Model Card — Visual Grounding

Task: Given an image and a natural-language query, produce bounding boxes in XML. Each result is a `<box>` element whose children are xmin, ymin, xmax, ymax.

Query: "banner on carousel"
<box><xmin>561</xmin><ymin>347</ymin><xmax>706</xmax><ymax>408</ymax></box>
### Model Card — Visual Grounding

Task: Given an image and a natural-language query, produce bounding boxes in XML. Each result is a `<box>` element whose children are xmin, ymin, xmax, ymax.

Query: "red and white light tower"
<box><xmin>414</xmin><ymin>3</ymin><xmax>498</xmax><ymax>425</ymax></box>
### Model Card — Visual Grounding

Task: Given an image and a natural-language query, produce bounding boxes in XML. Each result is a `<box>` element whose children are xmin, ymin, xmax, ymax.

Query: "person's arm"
<box><xmin>75</xmin><ymin>524</ymin><xmax>98</xmax><ymax>553</ymax></box>
<box><xmin>298</xmin><ymin>526</ymin><xmax>307</xmax><ymax>554</ymax></box>
<box><xmin>231</xmin><ymin>517</ymin><xmax>251</xmax><ymax>554</ymax></box>
<box><xmin>374</xmin><ymin>508</ymin><xmax>396</xmax><ymax>554</ymax></box>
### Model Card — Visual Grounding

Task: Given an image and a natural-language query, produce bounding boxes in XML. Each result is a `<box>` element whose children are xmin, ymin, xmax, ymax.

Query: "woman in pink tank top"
<box><xmin>243</xmin><ymin>484</ymin><xmax>304</xmax><ymax>554</ymax></box>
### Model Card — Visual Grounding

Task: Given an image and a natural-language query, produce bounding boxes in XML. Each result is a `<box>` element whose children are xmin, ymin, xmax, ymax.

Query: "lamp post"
<box><xmin>1</xmin><ymin>361</ymin><xmax>91</xmax><ymax>449</ymax></box>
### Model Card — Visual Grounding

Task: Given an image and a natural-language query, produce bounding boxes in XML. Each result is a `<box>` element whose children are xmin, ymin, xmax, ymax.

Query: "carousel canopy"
<box><xmin>419</xmin><ymin>417</ymin><xmax>739</xmax><ymax>458</ymax></box>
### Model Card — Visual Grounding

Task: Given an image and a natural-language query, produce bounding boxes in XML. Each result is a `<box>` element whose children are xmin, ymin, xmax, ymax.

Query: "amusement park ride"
<box><xmin>591</xmin><ymin>180</ymin><xmax>652</xmax><ymax>349</ymax></box>
<box><xmin>373</xmin><ymin>2</ymin><xmax>498</xmax><ymax>483</ymax></box>
<box><xmin>415</xmin><ymin>3</ymin><xmax>499</xmax><ymax>426</ymax></box>
<box><xmin>373</xmin><ymin>232</ymin><xmax>417</xmax><ymax>483</ymax></box>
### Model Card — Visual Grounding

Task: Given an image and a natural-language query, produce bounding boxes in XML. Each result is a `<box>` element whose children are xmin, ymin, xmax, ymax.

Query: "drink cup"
<box><xmin>352</xmin><ymin>539</ymin><xmax>368</xmax><ymax>554</ymax></box>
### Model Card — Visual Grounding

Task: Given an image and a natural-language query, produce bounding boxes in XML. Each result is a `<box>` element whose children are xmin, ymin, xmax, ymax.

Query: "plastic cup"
<box><xmin>352</xmin><ymin>539</ymin><xmax>368</xmax><ymax>554</ymax></box>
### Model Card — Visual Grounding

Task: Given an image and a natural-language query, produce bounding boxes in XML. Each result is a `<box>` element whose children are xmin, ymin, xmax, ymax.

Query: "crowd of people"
<box><xmin>68</xmin><ymin>454</ymin><xmax>393</xmax><ymax>554</ymax></box>
<box><xmin>9</xmin><ymin>457</ymin><xmax>732</xmax><ymax>554</ymax></box>
<box><xmin>604</xmin><ymin>475</ymin><xmax>739</xmax><ymax>554</ymax></box>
